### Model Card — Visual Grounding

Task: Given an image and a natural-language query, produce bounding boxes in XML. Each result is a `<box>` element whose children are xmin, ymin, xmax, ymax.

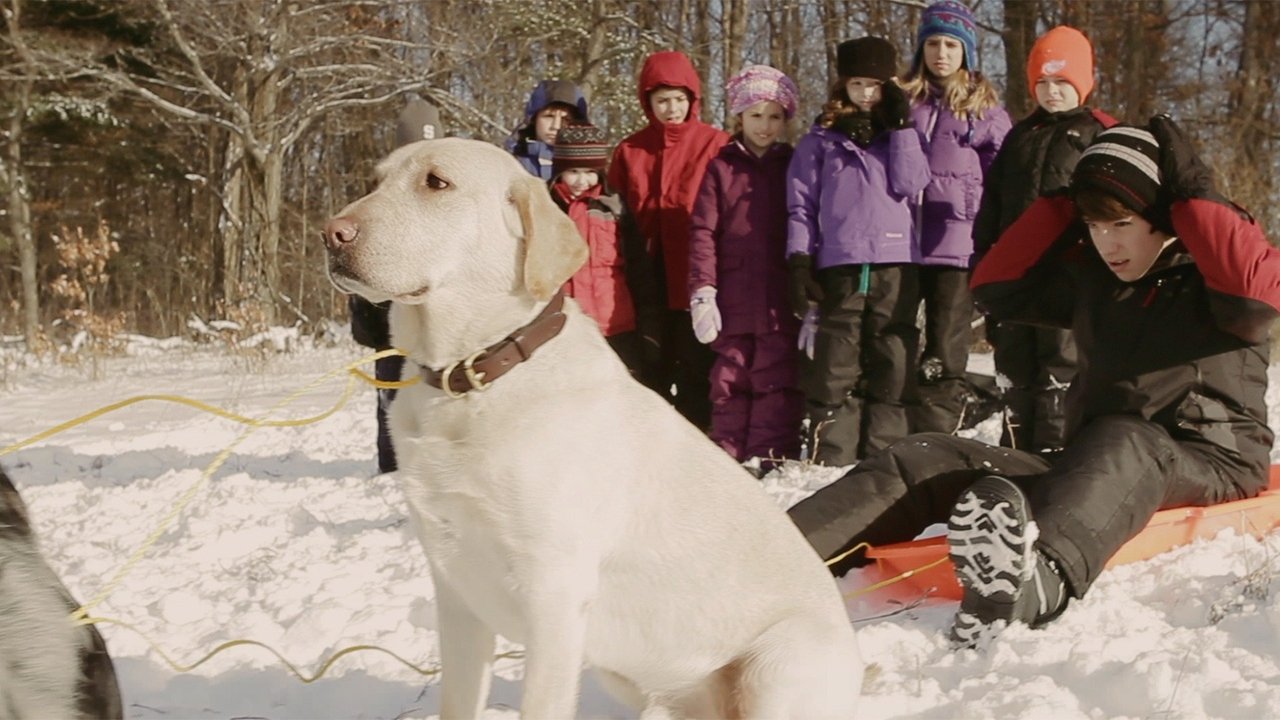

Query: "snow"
<box><xmin>1</xmin><ymin>340</ymin><xmax>1279</xmax><ymax>719</ymax></box>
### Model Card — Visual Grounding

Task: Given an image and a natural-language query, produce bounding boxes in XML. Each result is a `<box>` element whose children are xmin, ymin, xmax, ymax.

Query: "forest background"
<box><xmin>1</xmin><ymin>0</ymin><xmax>1276</xmax><ymax>351</ymax></box>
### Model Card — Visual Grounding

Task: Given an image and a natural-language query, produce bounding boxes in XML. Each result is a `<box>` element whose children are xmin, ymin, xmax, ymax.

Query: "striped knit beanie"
<box><xmin>725</xmin><ymin>64</ymin><xmax>799</xmax><ymax>119</ymax></box>
<box><xmin>916</xmin><ymin>1</ymin><xmax>979</xmax><ymax>72</ymax></box>
<box><xmin>1070</xmin><ymin>125</ymin><xmax>1163</xmax><ymax>218</ymax></box>
<box><xmin>552</xmin><ymin>123</ymin><xmax>610</xmax><ymax>176</ymax></box>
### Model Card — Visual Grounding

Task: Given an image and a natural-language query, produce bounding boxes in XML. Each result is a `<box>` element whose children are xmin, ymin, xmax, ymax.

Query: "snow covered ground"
<box><xmin>1</xmin><ymin>339</ymin><xmax>1278</xmax><ymax>719</ymax></box>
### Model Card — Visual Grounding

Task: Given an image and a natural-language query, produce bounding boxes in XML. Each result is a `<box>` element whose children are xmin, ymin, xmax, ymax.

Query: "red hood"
<box><xmin>638</xmin><ymin>51</ymin><xmax>703</xmax><ymax>127</ymax></box>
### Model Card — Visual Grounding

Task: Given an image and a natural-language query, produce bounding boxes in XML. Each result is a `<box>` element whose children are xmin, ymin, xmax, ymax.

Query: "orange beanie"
<box><xmin>1027</xmin><ymin>26</ymin><xmax>1095</xmax><ymax>102</ymax></box>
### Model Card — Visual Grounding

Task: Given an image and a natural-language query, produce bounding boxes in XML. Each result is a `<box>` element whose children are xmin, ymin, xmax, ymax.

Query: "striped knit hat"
<box><xmin>915</xmin><ymin>1</ymin><xmax>979</xmax><ymax>72</ymax></box>
<box><xmin>552</xmin><ymin>123</ymin><xmax>610</xmax><ymax>176</ymax></box>
<box><xmin>1070</xmin><ymin>125</ymin><xmax>1162</xmax><ymax>218</ymax></box>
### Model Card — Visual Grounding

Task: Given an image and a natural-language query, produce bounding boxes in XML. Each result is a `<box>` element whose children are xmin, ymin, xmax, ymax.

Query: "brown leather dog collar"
<box><xmin>419</xmin><ymin>291</ymin><xmax>567</xmax><ymax>397</ymax></box>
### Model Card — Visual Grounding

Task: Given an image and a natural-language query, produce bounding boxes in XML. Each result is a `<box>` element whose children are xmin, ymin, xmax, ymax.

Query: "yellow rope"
<box><xmin>824</xmin><ymin>542</ymin><xmax>871</xmax><ymax>568</ymax></box>
<box><xmin>842</xmin><ymin>556</ymin><xmax>950</xmax><ymax>600</ymax></box>
<box><xmin>0</xmin><ymin>348</ymin><xmax>420</xmax><ymax>461</ymax></box>
<box><xmin>39</xmin><ymin>347</ymin><xmax>412</xmax><ymax>621</ymax></box>
<box><xmin>77</xmin><ymin>615</ymin><xmax>524</xmax><ymax>683</ymax></box>
<box><xmin>824</xmin><ymin>541</ymin><xmax>952</xmax><ymax>600</ymax></box>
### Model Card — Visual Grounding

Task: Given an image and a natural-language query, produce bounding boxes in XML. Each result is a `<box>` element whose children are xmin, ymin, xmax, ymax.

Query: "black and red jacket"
<box><xmin>971</xmin><ymin>195</ymin><xmax>1280</xmax><ymax>473</ymax></box>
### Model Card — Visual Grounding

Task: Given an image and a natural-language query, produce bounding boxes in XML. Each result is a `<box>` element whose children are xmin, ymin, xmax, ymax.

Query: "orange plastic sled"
<box><xmin>846</xmin><ymin>464</ymin><xmax>1280</xmax><ymax>611</ymax></box>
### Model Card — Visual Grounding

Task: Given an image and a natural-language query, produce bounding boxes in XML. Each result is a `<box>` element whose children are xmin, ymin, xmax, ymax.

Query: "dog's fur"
<box><xmin>0</xmin><ymin>468</ymin><xmax>123</xmax><ymax>719</ymax></box>
<box><xmin>324</xmin><ymin>138</ymin><xmax>861</xmax><ymax>718</ymax></box>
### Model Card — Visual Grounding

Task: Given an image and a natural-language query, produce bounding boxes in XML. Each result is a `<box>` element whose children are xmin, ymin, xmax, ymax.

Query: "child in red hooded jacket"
<box><xmin>609</xmin><ymin>50</ymin><xmax>731</xmax><ymax>428</ymax></box>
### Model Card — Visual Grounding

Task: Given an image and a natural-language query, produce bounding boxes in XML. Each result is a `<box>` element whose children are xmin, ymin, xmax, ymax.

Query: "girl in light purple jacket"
<box><xmin>901</xmin><ymin>1</ymin><xmax>1011</xmax><ymax>435</ymax></box>
<box><xmin>785</xmin><ymin>37</ymin><xmax>931</xmax><ymax>467</ymax></box>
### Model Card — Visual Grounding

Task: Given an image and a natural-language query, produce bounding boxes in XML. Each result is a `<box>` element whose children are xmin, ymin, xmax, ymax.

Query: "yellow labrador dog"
<box><xmin>323</xmin><ymin>138</ymin><xmax>860</xmax><ymax>719</ymax></box>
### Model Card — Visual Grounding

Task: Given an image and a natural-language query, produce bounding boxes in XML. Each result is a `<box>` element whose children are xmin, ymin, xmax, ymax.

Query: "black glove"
<box><xmin>787</xmin><ymin>253</ymin><xmax>824</xmax><ymax>319</ymax></box>
<box><xmin>831</xmin><ymin>111</ymin><xmax>876</xmax><ymax>147</ymax></box>
<box><xmin>1148</xmin><ymin>114</ymin><xmax>1215</xmax><ymax>201</ymax></box>
<box><xmin>873</xmin><ymin>82</ymin><xmax>914</xmax><ymax>132</ymax></box>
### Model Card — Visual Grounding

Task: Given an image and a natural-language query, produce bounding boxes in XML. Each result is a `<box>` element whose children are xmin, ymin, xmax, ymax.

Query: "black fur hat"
<box><xmin>836</xmin><ymin>37</ymin><xmax>898</xmax><ymax>82</ymax></box>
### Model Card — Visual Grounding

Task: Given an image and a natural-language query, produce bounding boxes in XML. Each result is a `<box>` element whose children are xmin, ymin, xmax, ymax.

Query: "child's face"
<box><xmin>740</xmin><ymin>101</ymin><xmax>786</xmax><ymax>154</ymax></box>
<box><xmin>844</xmin><ymin>77</ymin><xmax>883</xmax><ymax>112</ymax></box>
<box><xmin>923</xmin><ymin>35</ymin><xmax>965</xmax><ymax>79</ymax></box>
<box><xmin>1085</xmin><ymin>213</ymin><xmax>1172</xmax><ymax>282</ymax></box>
<box><xmin>534</xmin><ymin>104</ymin><xmax>576</xmax><ymax>145</ymax></box>
<box><xmin>1035</xmin><ymin>77</ymin><xmax>1081</xmax><ymax>113</ymax></box>
<box><xmin>649</xmin><ymin>87</ymin><xmax>691</xmax><ymax>124</ymax></box>
<box><xmin>560</xmin><ymin>168</ymin><xmax>600</xmax><ymax>198</ymax></box>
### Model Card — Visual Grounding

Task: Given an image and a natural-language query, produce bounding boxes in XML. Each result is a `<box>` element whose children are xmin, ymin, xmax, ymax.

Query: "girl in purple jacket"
<box><xmin>688</xmin><ymin>65</ymin><xmax>802</xmax><ymax>472</ymax></box>
<box><xmin>901</xmin><ymin>1</ymin><xmax>1011</xmax><ymax>435</ymax></box>
<box><xmin>785</xmin><ymin>38</ymin><xmax>931</xmax><ymax>467</ymax></box>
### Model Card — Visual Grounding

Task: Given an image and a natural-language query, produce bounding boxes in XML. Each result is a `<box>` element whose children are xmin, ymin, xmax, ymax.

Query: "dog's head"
<box><xmin>323</xmin><ymin>138</ymin><xmax>588</xmax><ymax>305</ymax></box>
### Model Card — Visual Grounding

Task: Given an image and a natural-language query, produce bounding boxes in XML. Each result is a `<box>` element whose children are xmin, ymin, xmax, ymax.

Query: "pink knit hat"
<box><xmin>725</xmin><ymin>64</ymin><xmax>799</xmax><ymax>119</ymax></box>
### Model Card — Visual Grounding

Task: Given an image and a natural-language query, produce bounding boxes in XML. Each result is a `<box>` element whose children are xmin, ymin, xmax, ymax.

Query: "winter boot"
<box><xmin>946</xmin><ymin>475</ymin><xmax>1066</xmax><ymax>648</ymax></box>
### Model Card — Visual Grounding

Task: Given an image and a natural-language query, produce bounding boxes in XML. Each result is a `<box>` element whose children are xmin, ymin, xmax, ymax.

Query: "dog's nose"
<box><xmin>323</xmin><ymin>217</ymin><xmax>360</xmax><ymax>251</ymax></box>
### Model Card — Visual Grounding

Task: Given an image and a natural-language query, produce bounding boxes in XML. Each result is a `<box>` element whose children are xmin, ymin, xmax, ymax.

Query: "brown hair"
<box><xmin>899</xmin><ymin>68</ymin><xmax>1001</xmax><ymax>121</ymax></box>
<box><xmin>1073</xmin><ymin>188</ymin><xmax>1134</xmax><ymax>222</ymax></box>
<box><xmin>817</xmin><ymin>78</ymin><xmax>862</xmax><ymax>128</ymax></box>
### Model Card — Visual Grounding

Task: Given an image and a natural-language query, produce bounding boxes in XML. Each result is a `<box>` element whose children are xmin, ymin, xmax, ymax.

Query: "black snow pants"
<box><xmin>908</xmin><ymin>265</ymin><xmax>973</xmax><ymax>435</ymax></box>
<box><xmin>801</xmin><ymin>263</ymin><xmax>919</xmax><ymax>466</ymax></box>
<box><xmin>788</xmin><ymin>415</ymin><xmax>1267</xmax><ymax>594</ymax></box>
<box><xmin>374</xmin><ymin>354</ymin><xmax>405</xmax><ymax>474</ymax></box>
<box><xmin>989</xmin><ymin>321</ymin><xmax>1076</xmax><ymax>452</ymax></box>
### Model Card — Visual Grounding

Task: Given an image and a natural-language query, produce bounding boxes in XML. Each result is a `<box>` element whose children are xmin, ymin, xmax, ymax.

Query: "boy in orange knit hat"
<box><xmin>971</xmin><ymin>26</ymin><xmax>1117</xmax><ymax>454</ymax></box>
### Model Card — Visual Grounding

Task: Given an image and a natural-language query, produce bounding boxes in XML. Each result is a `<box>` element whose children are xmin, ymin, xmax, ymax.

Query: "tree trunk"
<box><xmin>1002</xmin><ymin>0</ymin><xmax>1039</xmax><ymax>120</ymax></box>
<box><xmin>721</xmin><ymin>0</ymin><xmax>749</xmax><ymax>126</ymax></box>
<box><xmin>5</xmin><ymin>89</ymin><xmax>38</xmax><ymax>347</ymax></box>
<box><xmin>4</xmin><ymin>0</ymin><xmax>39</xmax><ymax>346</ymax></box>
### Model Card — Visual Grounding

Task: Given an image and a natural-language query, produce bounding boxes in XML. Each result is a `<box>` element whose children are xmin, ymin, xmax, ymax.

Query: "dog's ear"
<box><xmin>509</xmin><ymin>175</ymin><xmax>588</xmax><ymax>301</ymax></box>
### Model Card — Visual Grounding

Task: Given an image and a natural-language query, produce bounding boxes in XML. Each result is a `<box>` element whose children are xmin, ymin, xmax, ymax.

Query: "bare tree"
<box><xmin>1</xmin><ymin>0</ymin><xmax>39</xmax><ymax>346</ymax></box>
<box><xmin>55</xmin><ymin>0</ymin><xmax>445</xmax><ymax>321</ymax></box>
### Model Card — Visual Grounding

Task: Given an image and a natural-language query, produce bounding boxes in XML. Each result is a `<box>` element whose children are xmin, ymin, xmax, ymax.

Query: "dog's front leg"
<box><xmin>435</xmin><ymin>576</ymin><xmax>497</xmax><ymax>720</ymax></box>
<box><xmin>519</xmin><ymin>582</ymin><xmax>593</xmax><ymax>719</ymax></box>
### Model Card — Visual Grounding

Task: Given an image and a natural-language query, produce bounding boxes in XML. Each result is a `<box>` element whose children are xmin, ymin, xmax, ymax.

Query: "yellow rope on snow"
<box><xmin>0</xmin><ymin>348</ymin><xmax>420</xmax><ymax>461</ymax></box>
<box><xmin>61</xmin><ymin>348</ymin><xmax>420</xmax><ymax>621</ymax></box>
<box><xmin>75</xmin><ymin>615</ymin><xmax>525</xmax><ymax>683</ymax></box>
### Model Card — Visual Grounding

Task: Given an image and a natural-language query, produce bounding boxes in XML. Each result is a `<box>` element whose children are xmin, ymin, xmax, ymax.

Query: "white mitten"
<box><xmin>797</xmin><ymin>306</ymin><xmax>819</xmax><ymax>360</ymax></box>
<box><xmin>690</xmin><ymin>286</ymin><xmax>722</xmax><ymax>344</ymax></box>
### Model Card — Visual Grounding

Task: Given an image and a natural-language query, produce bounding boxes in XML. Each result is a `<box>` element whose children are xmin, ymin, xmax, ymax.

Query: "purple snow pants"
<box><xmin>708</xmin><ymin>331</ymin><xmax>803</xmax><ymax>464</ymax></box>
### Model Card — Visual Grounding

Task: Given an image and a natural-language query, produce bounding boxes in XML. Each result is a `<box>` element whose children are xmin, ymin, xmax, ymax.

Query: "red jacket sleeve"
<box><xmin>1173</xmin><ymin>198</ymin><xmax>1280</xmax><ymax>343</ymax></box>
<box><xmin>969</xmin><ymin>194</ymin><xmax>1079</xmax><ymax>328</ymax></box>
<box><xmin>970</xmin><ymin>194</ymin><xmax>1077</xmax><ymax>288</ymax></box>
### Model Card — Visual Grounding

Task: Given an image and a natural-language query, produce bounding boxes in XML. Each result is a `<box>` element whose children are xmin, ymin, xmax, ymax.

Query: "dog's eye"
<box><xmin>425</xmin><ymin>173</ymin><xmax>450</xmax><ymax>190</ymax></box>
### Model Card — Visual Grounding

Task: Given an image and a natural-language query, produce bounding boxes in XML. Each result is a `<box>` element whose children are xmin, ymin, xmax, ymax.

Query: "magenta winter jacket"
<box><xmin>688</xmin><ymin>140</ymin><xmax>797</xmax><ymax>336</ymax></box>
<box><xmin>910</xmin><ymin>91</ymin><xmax>1011</xmax><ymax>267</ymax></box>
<box><xmin>785</xmin><ymin>125</ymin><xmax>930</xmax><ymax>270</ymax></box>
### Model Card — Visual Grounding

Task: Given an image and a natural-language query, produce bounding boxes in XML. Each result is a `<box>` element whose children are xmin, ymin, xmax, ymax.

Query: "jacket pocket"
<box><xmin>1175</xmin><ymin>391</ymin><xmax>1239</xmax><ymax>454</ymax></box>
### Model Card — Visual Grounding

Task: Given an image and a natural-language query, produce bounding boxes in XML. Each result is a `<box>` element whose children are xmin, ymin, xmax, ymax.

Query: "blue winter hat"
<box><xmin>916</xmin><ymin>1</ymin><xmax>979</xmax><ymax>73</ymax></box>
<box><xmin>522</xmin><ymin>80</ymin><xmax>589</xmax><ymax>127</ymax></box>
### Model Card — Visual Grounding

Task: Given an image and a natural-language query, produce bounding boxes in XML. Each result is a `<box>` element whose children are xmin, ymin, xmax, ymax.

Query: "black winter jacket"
<box><xmin>972</xmin><ymin>195</ymin><xmax>1280</xmax><ymax>473</ymax></box>
<box><xmin>973</xmin><ymin>107</ymin><xmax>1115</xmax><ymax>259</ymax></box>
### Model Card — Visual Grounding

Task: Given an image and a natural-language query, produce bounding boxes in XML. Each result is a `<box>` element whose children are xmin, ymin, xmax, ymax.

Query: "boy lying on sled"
<box><xmin>788</xmin><ymin>116</ymin><xmax>1280</xmax><ymax>647</ymax></box>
